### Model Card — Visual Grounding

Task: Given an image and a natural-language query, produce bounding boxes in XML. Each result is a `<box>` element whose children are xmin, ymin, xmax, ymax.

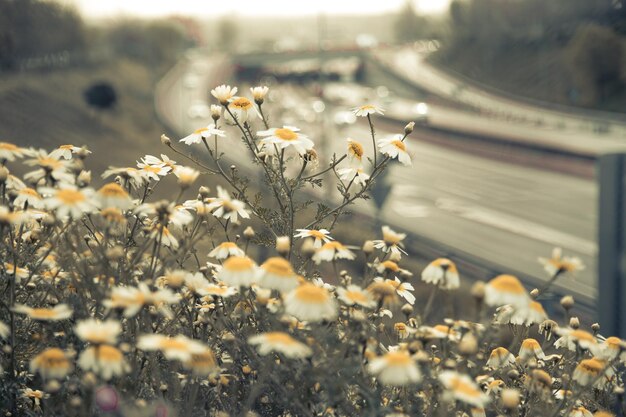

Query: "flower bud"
<box><xmin>211</xmin><ymin>105</ymin><xmax>222</xmax><ymax>121</ymax></box>
<box><xmin>0</xmin><ymin>166</ymin><xmax>9</xmax><ymax>182</ymax></box>
<box><xmin>471</xmin><ymin>281</ymin><xmax>485</xmax><ymax>301</ymax></box>
<box><xmin>243</xmin><ymin>226</ymin><xmax>255</xmax><ymax>239</ymax></box>
<box><xmin>501</xmin><ymin>388</ymin><xmax>520</xmax><ymax>409</ymax></box>
<box><xmin>458</xmin><ymin>333</ymin><xmax>478</xmax><ymax>356</ymax></box>
<box><xmin>300</xmin><ymin>238</ymin><xmax>316</xmax><ymax>257</ymax></box>
<box><xmin>530</xmin><ymin>288</ymin><xmax>539</xmax><ymax>299</ymax></box>
<box><xmin>569</xmin><ymin>316</ymin><xmax>580</xmax><ymax>329</ymax></box>
<box><xmin>404</xmin><ymin>121</ymin><xmax>415</xmax><ymax>135</ymax></box>
<box><xmin>77</xmin><ymin>170</ymin><xmax>92</xmax><ymax>186</ymax></box>
<box><xmin>362</xmin><ymin>240</ymin><xmax>374</xmax><ymax>255</ymax></box>
<box><xmin>199</xmin><ymin>186</ymin><xmax>211</xmax><ymax>198</ymax></box>
<box><xmin>561</xmin><ymin>295</ymin><xmax>575</xmax><ymax>311</ymax></box>
<box><xmin>591</xmin><ymin>323</ymin><xmax>600</xmax><ymax>334</ymax></box>
<box><xmin>276</xmin><ymin>236</ymin><xmax>290</xmax><ymax>256</ymax></box>
<box><xmin>401</xmin><ymin>303</ymin><xmax>414</xmax><ymax>316</ymax></box>
<box><xmin>160</xmin><ymin>134</ymin><xmax>172</xmax><ymax>146</ymax></box>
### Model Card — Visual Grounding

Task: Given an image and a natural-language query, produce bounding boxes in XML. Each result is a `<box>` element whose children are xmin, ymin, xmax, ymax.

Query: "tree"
<box><xmin>566</xmin><ymin>23</ymin><xmax>624</xmax><ymax>105</ymax></box>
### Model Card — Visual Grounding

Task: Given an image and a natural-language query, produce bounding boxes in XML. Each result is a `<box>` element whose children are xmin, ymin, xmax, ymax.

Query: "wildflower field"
<box><xmin>0</xmin><ymin>83</ymin><xmax>619</xmax><ymax>417</ymax></box>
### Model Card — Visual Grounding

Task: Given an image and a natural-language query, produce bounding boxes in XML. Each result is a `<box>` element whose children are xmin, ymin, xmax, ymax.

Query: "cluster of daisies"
<box><xmin>0</xmin><ymin>82</ymin><xmax>617</xmax><ymax>417</ymax></box>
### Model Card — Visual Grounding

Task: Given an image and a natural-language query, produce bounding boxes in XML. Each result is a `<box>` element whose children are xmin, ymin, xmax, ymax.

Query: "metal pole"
<box><xmin>598</xmin><ymin>153</ymin><xmax>626</xmax><ymax>337</ymax></box>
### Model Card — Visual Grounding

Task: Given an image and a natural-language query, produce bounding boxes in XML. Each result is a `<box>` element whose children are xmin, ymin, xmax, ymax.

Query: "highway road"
<box><xmin>374</xmin><ymin>47</ymin><xmax>626</xmax><ymax>153</ymax></box>
<box><xmin>155</xmin><ymin>52</ymin><xmax>598</xmax><ymax>306</ymax></box>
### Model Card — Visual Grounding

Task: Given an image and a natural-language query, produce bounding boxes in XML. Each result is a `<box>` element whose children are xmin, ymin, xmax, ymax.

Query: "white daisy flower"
<box><xmin>137</xmin><ymin>160</ymin><xmax>171</xmax><ymax>181</ymax></box>
<box><xmin>554</xmin><ymin>328</ymin><xmax>598</xmax><ymax>351</ymax></box>
<box><xmin>368</xmin><ymin>350</ymin><xmax>421</xmax><ymax>386</ymax></box>
<box><xmin>197</xmin><ymin>283</ymin><xmax>238</xmax><ymax>299</ymax></box>
<box><xmin>173</xmin><ymin>166</ymin><xmax>200</xmax><ymax>188</ymax></box>
<box><xmin>374</xmin><ymin>277</ymin><xmax>415</xmax><ymax>305</ymax></box>
<box><xmin>293</xmin><ymin>228</ymin><xmax>333</xmax><ymax>249</ymax></box>
<box><xmin>208</xmin><ymin>241</ymin><xmax>245</xmax><ymax>260</ymax></box>
<box><xmin>484</xmin><ymin>274</ymin><xmax>529</xmax><ymax>308</ymax></box>
<box><xmin>572</xmin><ymin>358</ymin><xmax>612</xmax><ymax>388</ymax></box>
<box><xmin>258</xmin><ymin>257</ymin><xmax>299</xmax><ymax>293</ymax></box>
<box><xmin>421</xmin><ymin>258</ymin><xmax>460</xmax><ymax>290</ymax></box>
<box><xmin>206</xmin><ymin>186</ymin><xmax>250</xmax><ymax>223</ymax></box>
<box><xmin>519</xmin><ymin>338</ymin><xmax>545</xmax><ymax>362</ymax></box>
<box><xmin>13</xmin><ymin>304</ymin><xmax>73</xmax><ymax>321</ymax></box>
<box><xmin>0</xmin><ymin>142</ymin><xmax>29</xmax><ymax>161</ymax></box>
<box><xmin>378</xmin><ymin>135</ymin><xmax>411</xmax><ymax>166</ymax></box>
<box><xmin>248</xmin><ymin>332</ymin><xmax>312</xmax><ymax>358</ymax></box>
<box><xmin>338</xmin><ymin>167</ymin><xmax>370</xmax><ymax>186</ymax></box>
<box><xmin>486</xmin><ymin>347</ymin><xmax>516</xmax><ymax>369</ymax></box>
<box><xmin>29</xmin><ymin>348</ymin><xmax>72</xmax><ymax>380</ymax></box>
<box><xmin>50</xmin><ymin>144</ymin><xmax>88</xmax><ymax>160</ymax></box>
<box><xmin>13</xmin><ymin>187</ymin><xmax>44</xmax><ymax>209</ymax></box>
<box><xmin>218</xmin><ymin>256</ymin><xmax>258</xmax><ymax>287</ymax></box>
<box><xmin>184</xmin><ymin>272</ymin><xmax>210</xmax><ymax>296</ymax></box>
<box><xmin>211</xmin><ymin>84</ymin><xmax>238</xmax><ymax>105</ymax></box>
<box><xmin>312</xmin><ymin>241</ymin><xmax>355</xmax><ymax>264</ymax></box>
<box><xmin>24</xmin><ymin>150</ymin><xmax>74</xmax><ymax>184</ymax></box>
<box><xmin>141</xmin><ymin>154</ymin><xmax>177</xmax><ymax>170</ymax></box>
<box><xmin>96</xmin><ymin>182</ymin><xmax>133</xmax><ymax>210</ymax></box>
<box><xmin>284</xmin><ymin>283</ymin><xmax>338</xmax><ymax>322</ymax></box>
<box><xmin>439</xmin><ymin>371</ymin><xmax>490</xmax><ymax>407</ymax></box>
<box><xmin>538</xmin><ymin>247</ymin><xmax>584</xmax><ymax>277</ymax></box>
<box><xmin>78</xmin><ymin>345</ymin><xmax>130</xmax><ymax>381</ymax></box>
<box><xmin>352</xmin><ymin>104</ymin><xmax>384</xmax><ymax>117</ymax></box>
<box><xmin>257</xmin><ymin>126</ymin><xmax>314</xmax><ymax>156</ymax></box>
<box><xmin>74</xmin><ymin>319</ymin><xmax>121</xmax><ymax>345</ymax></box>
<box><xmin>40</xmin><ymin>184</ymin><xmax>96</xmax><ymax>219</ymax></box>
<box><xmin>137</xmin><ymin>334</ymin><xmax>206</xmax><ymax>362</ymax></box>
<box><xmin>346</xmin><ymin>138</ymin><xmax>365</xmax><ymax>167</ymax></box>
<box><xmin>372</xmin><ymin>225</ymin><xmax>407</xmax><ymax>258</ymax></box>
<box><xmin>101</xmin><ymin>167</ymin><xmax>148</xmax><ymax>189</ymax></box>
<box><xmin>336</xmin><ymin>285</ymin><xmax>377</xmax><ymax>309</ymax></box>
<box><xmin>179</xmin><ymin>124</ymin><xmax>225</xmax><ymax>145</ymax></box>
<box><xmin>250</xmin><ymin>86</ymin><xmax>269</xmax><ymax>103</ymax></box>
<box><xmin>226</xmin><ymin>96</ymin><xmax>256</xmax><ymax>124</ymax></box>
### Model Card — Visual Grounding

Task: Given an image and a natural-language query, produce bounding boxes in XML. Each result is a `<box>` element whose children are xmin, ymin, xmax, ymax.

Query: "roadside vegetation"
<box><xmin>433</xmin><ymin>0</ymin><xmax>626</xmax><ymax>111</ymax></box>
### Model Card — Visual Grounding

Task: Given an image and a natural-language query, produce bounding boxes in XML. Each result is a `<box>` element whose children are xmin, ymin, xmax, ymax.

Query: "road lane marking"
<box><xmin>434</xmin><ymin>197</ymin><xmax>596</xmax><ymax>256</ymax></box>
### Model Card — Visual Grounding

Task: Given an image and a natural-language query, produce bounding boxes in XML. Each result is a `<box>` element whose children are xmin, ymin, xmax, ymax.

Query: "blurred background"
<box><xmin>2</xmin><ymin>0</ymin><xmax>626</xmax><ymax>317</ymax></box>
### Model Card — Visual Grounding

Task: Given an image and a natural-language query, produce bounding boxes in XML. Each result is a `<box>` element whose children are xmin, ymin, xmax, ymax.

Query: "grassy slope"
<box><xmin>432</xmin><ymin>42</ymin><xmax>626</xmax><ymax>113</ymax></box>
<box><xmin>0</xmin><ymin>59</ymin><xmax>170</xmax><ymax>175</ymax></box>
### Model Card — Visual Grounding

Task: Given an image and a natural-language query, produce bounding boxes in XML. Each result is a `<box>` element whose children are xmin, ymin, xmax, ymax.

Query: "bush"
<box><xmin>0</xmin><ymin>84</ymin><xmax>618</xmax><ymax>417</ymax></box>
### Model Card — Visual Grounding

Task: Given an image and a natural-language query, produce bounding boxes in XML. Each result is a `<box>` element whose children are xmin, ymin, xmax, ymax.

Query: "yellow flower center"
<box><xmin>194</xmin><ymin>127</ymin><xmax>209</xmax><ymax>134</ymax></box>
<box><xmin>160</xmin><ymin>338</ymin><xmax>189</xmax><ymax>351</ymax></box>
<box><xmin>489</xmin><ymin>275</ymin><xmax>526</xmax><ymax>294</ymax></box>
<box><xmin>96</xmin><ymin>345</ymin><xmax>123</xmax><ymax>362</ymax></box>
<box><xmin>380</xmin><ymin>261</ymin><xmax>399</xmax><ymax>272</ymax></box>
<box><xmin>56</xmin><ymin>189</ymin><xmax>86</xmax><ymax>205</ymax></box>
<box><xmin>59</xmin><ymin>145</ymin><xmax>74</xmax><ymax>150</ymax></box>
<box><xmin>38</xmin><ymin>157</ymin><xmax>63</xmax><ymax>170</ymax></box>
<box><xmin>275</xmin><ymin>128</ymin><xmax>298</xmax><ymax>141</ymax></box>
<box><xmin>392</xmin><ymin>140</ymin><xmax>406</xmax><ymax>152</ymax></box>
<box><xmin>263</xmin><ymin>332</ymin><xmax>298</xmax><ymax>346</ymax></box>
<box><xmin>294</xmin><ymin>284</ymin><xmax>329</xmax><ymax>303</ymax></box>
<box><xmin>29</xmin><ymin>308</ymin><xmax>59</xmax><ymax>319</ymax></box>
<box><xmin>308</xmin><ymin>230</ymin><xmax>325</xmax><ymax>240</ymax></box>
<box><xmin>449</xmin><ymin>377</ymin><xmax>481</xmax><ymax>398</ymax></box>
<box><xmin>348</xmin><ymin>141</ymin><xmax>364</xmax><ymax>158</ymax></box>
<box><xmin>20</xmin><ymin>188</ymin><xmax>39</xmax><ymax>197</ymax></box>
<box><xmin>223</xmin><ymin>256</ymin><xmax>254</xmax><ymax>272</ymax></box>
<box><xmin>345</xmin><ymin>290</ymin><xmax>369</xmax><ymax>304</ymax></box>
<box><xmin>230</xmin><ymin>97</ymin><xmax>253</xmax><ymax>110</ymax></box>
<box><xmin>261</xmin><ymin>257</ymin><xmax>294</xmax><ymax>277</ymax></box>
<box><xmin>384</xmin><ymin>351</ymin><xmax>412</xmax><ymax>366</ymax></box>
<box><xmin>0</xmin><ymin>142</ymin><xmax>18</xmax><ymax>151</ymax></box>
<box><xmin>99</xmin><ymin>183</ymin><xmax>128</xmax><ymax>198</ymax></box>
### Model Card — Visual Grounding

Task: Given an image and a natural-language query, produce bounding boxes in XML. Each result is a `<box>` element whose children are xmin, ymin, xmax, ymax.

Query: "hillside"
<box><xmin>0</xmin><ymin>59</ymin><xmax>171</xmax><ymax>175</ymax></box>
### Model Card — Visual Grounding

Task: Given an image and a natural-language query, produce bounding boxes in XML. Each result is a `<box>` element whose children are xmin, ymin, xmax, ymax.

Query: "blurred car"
<box><xmin>187</xmin><ymin>101</ymin><xmax>210</xmax><ymax>119</ymax></box>
<box><xmin>333</xmin><ymin>110</ymin><xmax>357</xmax><ymax>127</ymax></box>
<box><xmin>415</xmin><ymin>102</ymin><xmax>429</xmax><ymax>125</ymax></box>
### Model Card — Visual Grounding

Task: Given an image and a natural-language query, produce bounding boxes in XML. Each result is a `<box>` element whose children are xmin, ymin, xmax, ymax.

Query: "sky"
<box><xmin>61</xmin><ymin>0</ymin><xmax>452</xmax><ymax>19</ymax></box>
